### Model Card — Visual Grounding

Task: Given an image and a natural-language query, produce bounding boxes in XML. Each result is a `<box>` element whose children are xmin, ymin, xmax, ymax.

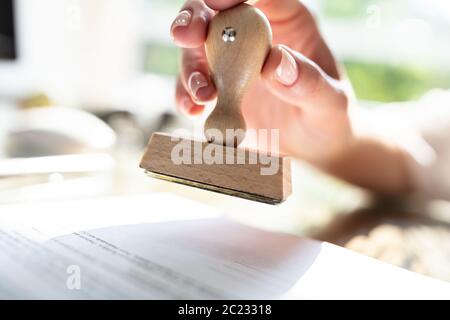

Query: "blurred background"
<box><xmin>0</xmin><ymin>0</ymin><xmax>449</xmax><ymax>282</ymax></box>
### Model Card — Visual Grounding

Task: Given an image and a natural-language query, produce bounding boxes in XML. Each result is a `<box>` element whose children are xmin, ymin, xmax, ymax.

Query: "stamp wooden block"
<box><xmin>140</xmin><ymin>133</ymin><xmax>292</xmax><ymax>204</ymax></box>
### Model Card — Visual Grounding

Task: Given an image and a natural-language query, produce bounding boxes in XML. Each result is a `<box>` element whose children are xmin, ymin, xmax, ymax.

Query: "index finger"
<box><xmin>171</xmin><ymin>0</ymin><xmax>215</xmax><ymax>48</ymax></box>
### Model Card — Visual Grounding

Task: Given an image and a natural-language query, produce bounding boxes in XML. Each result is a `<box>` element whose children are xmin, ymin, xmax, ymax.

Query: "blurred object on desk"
<box><xmin>95</xmin><ymin>110</ymin><xmax>146</xmax><ymax>152</ymax></box>
<box><xmin>0</xmin><ymin>172</ymin><xmax>115</xmax><ymax>204</ymax></box>
<box><xmin>92</xmin><ymin>108</ymin><xmax>184</xmax><ymax>154</ymax></box>
<box><xmin>5</xmin><ymin>106</ymin><xmax>116</xmax><ymax>157</ymax></box>
<box><xmin>0</xmin><ymin>153</ymin><xmax>116</xmax><ymax>203</ymax></box>
<box><xmin>19</xmin><ymin>92</ymin><xmax>53</xmax><ymax>109</ymax></box>
<box><xmin>0</xmin><ymin>153</ymin><xmax>115</xmax><ymax>178</ymax></box>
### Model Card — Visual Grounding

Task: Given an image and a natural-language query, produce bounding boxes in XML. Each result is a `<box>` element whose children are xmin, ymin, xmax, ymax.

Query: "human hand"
<box><xmin>171</xmin><ymin>0</ymin><xmax>354</xmax><ymax>165</ymax></box>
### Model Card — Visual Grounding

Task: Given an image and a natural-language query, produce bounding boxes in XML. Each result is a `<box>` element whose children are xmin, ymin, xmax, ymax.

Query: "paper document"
<box><xmin>0</xmin><ymin>194</ymin><xmax>448</xmax><ymax>299</ymax></box>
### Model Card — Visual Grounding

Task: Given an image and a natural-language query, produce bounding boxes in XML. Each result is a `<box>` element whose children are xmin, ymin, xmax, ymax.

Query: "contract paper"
<box><xmin>0</xmin><ymin>194</ymin><xmax>448</xmax><ymax>299</ymax></box>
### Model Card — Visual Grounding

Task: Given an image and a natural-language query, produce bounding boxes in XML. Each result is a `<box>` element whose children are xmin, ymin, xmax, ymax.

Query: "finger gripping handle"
<box><xmin>204</xmin><ymin>3</ymin><xmax>272</xmax><ymax>146</ymax></box>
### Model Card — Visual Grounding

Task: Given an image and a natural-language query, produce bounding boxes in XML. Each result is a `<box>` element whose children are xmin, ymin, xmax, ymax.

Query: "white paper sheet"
<box><xmin>0</xmin><ymin>194</ymin><xmax>448</xmax><ymax>299</ymax></box>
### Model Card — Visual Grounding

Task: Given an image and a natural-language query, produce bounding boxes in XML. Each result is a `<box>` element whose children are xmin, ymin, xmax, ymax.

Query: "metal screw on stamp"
<box><xmin>222</xmin><ymin>27</ymin><xmax>236</xmax><ymax>43</ymax></box>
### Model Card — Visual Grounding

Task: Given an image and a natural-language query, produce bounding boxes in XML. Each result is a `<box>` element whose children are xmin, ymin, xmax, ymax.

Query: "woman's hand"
<box><xmin>171</xmin><ymin>0</ymin><xmax>354</xmax><ymax>166</ymax></box>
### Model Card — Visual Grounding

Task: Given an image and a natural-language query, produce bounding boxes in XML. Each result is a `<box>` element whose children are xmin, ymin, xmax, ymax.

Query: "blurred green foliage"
<box><xmin>144</xmin><ymin>44</ymin><xmax>180</xmax><ymax>75</ymax></box>
<box><xmin>322</xmin><ymin>0</ymin><xmax>374</xmax><ymax>18</ymax></box>
<box><xmin>344</xmin><ymin>61</ymin><xmax>450</xmax><ymax>102</ymax></box>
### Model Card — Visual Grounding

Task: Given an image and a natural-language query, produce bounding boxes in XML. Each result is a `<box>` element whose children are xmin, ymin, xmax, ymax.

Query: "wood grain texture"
<box><xmin>204</xmin><ymin>3</ymin><xmax>272</xmax><ymax>147</ymax></box>
<box><xmin>140</xmin><ymin>133</ymin><xmax>291</xmax><ymax>203</ymax></box>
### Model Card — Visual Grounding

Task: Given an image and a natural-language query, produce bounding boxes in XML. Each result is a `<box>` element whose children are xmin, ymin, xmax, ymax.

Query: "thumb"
<box><xmin>261</xmin><ymin>45</ymin><xmax>348</xmax><ymax>112</ymax></box>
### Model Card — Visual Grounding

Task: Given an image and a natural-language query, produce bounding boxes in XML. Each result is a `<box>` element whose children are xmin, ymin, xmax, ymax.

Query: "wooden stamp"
<box><xmin>140</xmin><ymin>4</ymin><xmax>292</xmax><ymax>204</ymax></box>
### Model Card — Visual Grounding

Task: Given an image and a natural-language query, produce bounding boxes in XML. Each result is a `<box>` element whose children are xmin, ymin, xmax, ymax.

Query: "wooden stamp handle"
<box><xmin>204</xmin><ymin>3</ymin><xmax>272</xmax><ymax>147</ymax></box>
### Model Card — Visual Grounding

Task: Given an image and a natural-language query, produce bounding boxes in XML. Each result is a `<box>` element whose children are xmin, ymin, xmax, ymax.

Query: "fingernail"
<box><xmin>188</xmin><ymin>71</ymin><xmax>208</xmax><ymax>101</ymax></box>
<box><xmin>171</xmin><ymin>10</ymin><xmax>192</xmax><ymax>31</ymax></box>
<box><xmin>275</xmin><ymin>48</ymin><xmax>298</xmax><ymax>86</ymax></box>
